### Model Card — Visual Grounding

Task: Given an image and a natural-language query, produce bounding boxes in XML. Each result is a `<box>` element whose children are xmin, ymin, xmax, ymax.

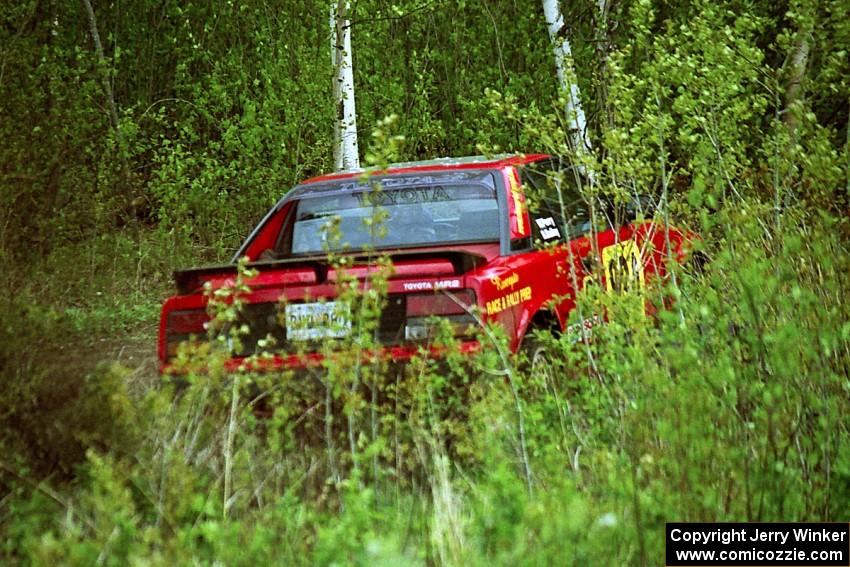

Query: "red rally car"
<box><xmin>159</xmin><ymin>154</ymin><xmax>692</xmax><ymax>372</ymax></box>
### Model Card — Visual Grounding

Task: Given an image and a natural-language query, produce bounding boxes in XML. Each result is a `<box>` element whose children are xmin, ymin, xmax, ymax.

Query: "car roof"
<box><xmin>299</xmin><ymin>153</ymin><xmax>550</xmax><ymax>186</ymax></box>
<box><xmin>232</xmin><ymin>154</ymin><xmax>552</xmax><ymax>262</ymax></box>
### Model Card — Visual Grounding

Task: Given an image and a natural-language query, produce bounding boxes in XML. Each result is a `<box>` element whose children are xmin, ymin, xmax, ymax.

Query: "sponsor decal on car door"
<box><xmin>602</xmin><ymin>239</ymin><xmax>645</xmax><ymax>293</ymax></box>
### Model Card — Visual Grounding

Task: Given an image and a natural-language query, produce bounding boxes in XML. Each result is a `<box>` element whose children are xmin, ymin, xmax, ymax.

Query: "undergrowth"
<box><xmin>2</xmin><ymin>198</ymin><xmax>848</xmax><ymax>565</ymax></box>
<box><xmin>2</xmin><ymin>0</ymin><xmax>849</xmax><ymax>562</ymax></box>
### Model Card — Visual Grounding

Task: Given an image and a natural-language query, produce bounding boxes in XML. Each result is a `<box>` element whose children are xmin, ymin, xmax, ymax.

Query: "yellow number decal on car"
<box><xmin>602</xmin><ymin>240</ymin><xmax>645</xmax><ymax>293</ymax></box>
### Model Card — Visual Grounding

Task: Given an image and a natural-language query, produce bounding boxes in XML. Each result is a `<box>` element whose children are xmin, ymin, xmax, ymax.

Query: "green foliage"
<box><xmin>2</xmin><ymin>0</ymin><xmax>850</xmax><ymax>564</ymax></box>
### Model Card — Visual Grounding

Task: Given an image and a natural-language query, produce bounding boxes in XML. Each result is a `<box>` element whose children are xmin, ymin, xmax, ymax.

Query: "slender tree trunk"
<box><xmin>81</xmin><ymin>0</ymin><xmax>120</xmax><ymax>135</ymax></box>
<box><xmin>223</xmin><ymin>376</ymin><xmax>239</xmax><ymax>519</ymax></box>
<box><xmin>778</xmin><ymin>21</ymin><xmax>812</xmax><ymax>222</ymax></box>
<box><xmin>81</xmin><ymin>0</ymin><xmax>130</xmax><ymax>198</ymax></box>
<box><xmin>593</xmin><ymin>0</ymin><xmax>614</xmax><ymax>133</ymax></box>
<box><xmin>541</xmin><ymin>0</ymin><xmax>591</xmax><ymax>157</ymax></box>
<box><xmin>783</xmin><ymin>25</ymin><xmax>812</xmax><ymax>139</ymax></box>
<box><xmin>330</xmin><ymin>0</ymin><xmax>360</xmax><ymax>171</ymax></box>
<box><xmin>845</xmin><ymin>101</ymin><xmax>850</xmax><ymax>198</ymax></box>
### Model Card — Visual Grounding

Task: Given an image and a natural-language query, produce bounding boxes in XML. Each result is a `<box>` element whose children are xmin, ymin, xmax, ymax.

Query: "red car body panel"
<box><xmin>158</xmin><ymin>155</ymin><xmax>692</xmax><ymax>372</ymax></box>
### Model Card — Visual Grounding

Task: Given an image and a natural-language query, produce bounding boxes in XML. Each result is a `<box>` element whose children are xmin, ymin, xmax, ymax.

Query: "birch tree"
<box><xmin>330</xmin><ymin>0</ymin><xmax>360</xmax><ymax>171</ymax></box>
<box><xmin>541</xmin><ymin>0</ymin><xmax>591</xmax><ymax>158</ymax></box>
<box><xmin>782</xmin><ymin>26</ymin><xmax>812</xmax><ymax>140</ymax></box>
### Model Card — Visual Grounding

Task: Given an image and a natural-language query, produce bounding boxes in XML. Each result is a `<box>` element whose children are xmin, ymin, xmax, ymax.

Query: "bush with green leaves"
<box><xmin>3</xmin><ymin>0</ymin><xmax>850</xmax><ymax>563</ymax></box>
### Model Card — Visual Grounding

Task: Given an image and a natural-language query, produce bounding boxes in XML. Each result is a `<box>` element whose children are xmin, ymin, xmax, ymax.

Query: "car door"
<box><xmin>519</xmin><ymin>160</ymin><xmax>594</xmax><ymax>332</ymax></box>
<box><xmin>521</xmin><ymin>159</ymin><xmax>651</xmax><ymax>333</ymax></box>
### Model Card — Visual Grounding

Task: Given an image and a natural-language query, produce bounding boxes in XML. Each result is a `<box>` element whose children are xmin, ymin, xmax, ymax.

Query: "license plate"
<box><xmin>285</xmin><ymin>301</ymin><xmax>352</xmax><ymax>341</ymax></box>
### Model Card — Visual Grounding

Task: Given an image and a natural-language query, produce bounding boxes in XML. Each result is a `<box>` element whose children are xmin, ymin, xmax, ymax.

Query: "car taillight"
<box><xmin>165</xmin><ymin>309</ymin><xmax>210</xmax><ymax>358</ymax></box>
<box><xmin>169</xmin><ymin>310</ymin><xmax>210</xmax><ymax>333</ymax></box>
<box><xmin>404</xmin><ymin>290</ymin><xmax>477</xmax><ymax>341</ymax></box>
<box><xmin>406</xmin><ymin>289</ymin><xmax>475</xmax><ymax>317</ymax></box>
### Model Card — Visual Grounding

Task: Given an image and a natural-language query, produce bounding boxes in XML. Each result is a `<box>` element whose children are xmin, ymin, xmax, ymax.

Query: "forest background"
<box><xmin>1</xmin><ymin>0</ymin><xmax>850</xmax><ymax>564</ymax></box>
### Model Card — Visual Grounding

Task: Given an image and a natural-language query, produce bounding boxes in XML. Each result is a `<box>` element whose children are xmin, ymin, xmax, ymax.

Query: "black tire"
<box><xmin>519</xmin><ymin>326</ymin><xmax>557</xmax><ymax>380</ymax></box>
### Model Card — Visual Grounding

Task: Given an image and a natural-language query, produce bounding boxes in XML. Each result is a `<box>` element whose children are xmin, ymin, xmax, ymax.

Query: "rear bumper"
<box><xmin>159</xmin><ymin>339</ymin><xmax>482</xmax><ymax>375</ymax></box>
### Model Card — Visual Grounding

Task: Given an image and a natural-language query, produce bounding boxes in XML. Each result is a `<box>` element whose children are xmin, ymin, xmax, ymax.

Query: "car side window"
<box><xmin>521</xmin><ymin>161</ymin><xmax>593</xmax><ymax>244</ymax></box>
<box><xmin>528</xmin><ymin>196</ymin><xmax>567</xmax><ymax>245</ymax></box>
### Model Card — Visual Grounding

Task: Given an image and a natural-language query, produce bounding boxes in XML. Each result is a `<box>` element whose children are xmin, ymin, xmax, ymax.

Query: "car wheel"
<box><xmin>520</xmin><ymin>329</ymin><xmax>556</xmax><ymax>381</ymax></box>
<box><xmin>530</xmin><ymin>339</ymin><xmax>556</xmax><ymax>380</ymax></box>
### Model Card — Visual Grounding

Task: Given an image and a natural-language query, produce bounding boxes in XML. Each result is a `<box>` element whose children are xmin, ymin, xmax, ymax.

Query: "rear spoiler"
<box><xmin>174</xmin><ymin>249</ymin><xmax>487</xmax><ymax>294</ymax></box>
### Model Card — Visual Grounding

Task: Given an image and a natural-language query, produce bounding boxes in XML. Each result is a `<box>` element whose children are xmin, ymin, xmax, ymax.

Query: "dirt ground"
<box><xmin>52</xmin><ymin>326</ymin><xmax>160</xmax><ymax>396</ymax></box>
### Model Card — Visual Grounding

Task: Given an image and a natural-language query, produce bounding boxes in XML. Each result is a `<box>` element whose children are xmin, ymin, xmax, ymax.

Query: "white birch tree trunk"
<box><xmin>330</xmin><ymin>0</ymin><xmax>360</xmax><ymax>171</ymax></box>
<box><xmin>782</xmin><ymin>26</ymin><xmax>812</xmax><ymax>138</ymax></box>
<box><xmin>542</xmin><ymin>0</ymin><xmax>591</xmax><ymax>157</ymax></box>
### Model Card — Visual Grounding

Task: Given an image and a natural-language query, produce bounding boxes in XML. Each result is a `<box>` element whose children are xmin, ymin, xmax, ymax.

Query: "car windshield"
<box><xmin>287</xmin><ymin>172</ymin><xmax>500</xmax><ymax>255</ymax></box>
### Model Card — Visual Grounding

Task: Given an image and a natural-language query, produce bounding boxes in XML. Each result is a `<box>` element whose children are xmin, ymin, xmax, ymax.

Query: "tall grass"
<box><xmin>2</xmin><ymin>195</ymin><xmax>848</xmax><ymax>565</ymax></box>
